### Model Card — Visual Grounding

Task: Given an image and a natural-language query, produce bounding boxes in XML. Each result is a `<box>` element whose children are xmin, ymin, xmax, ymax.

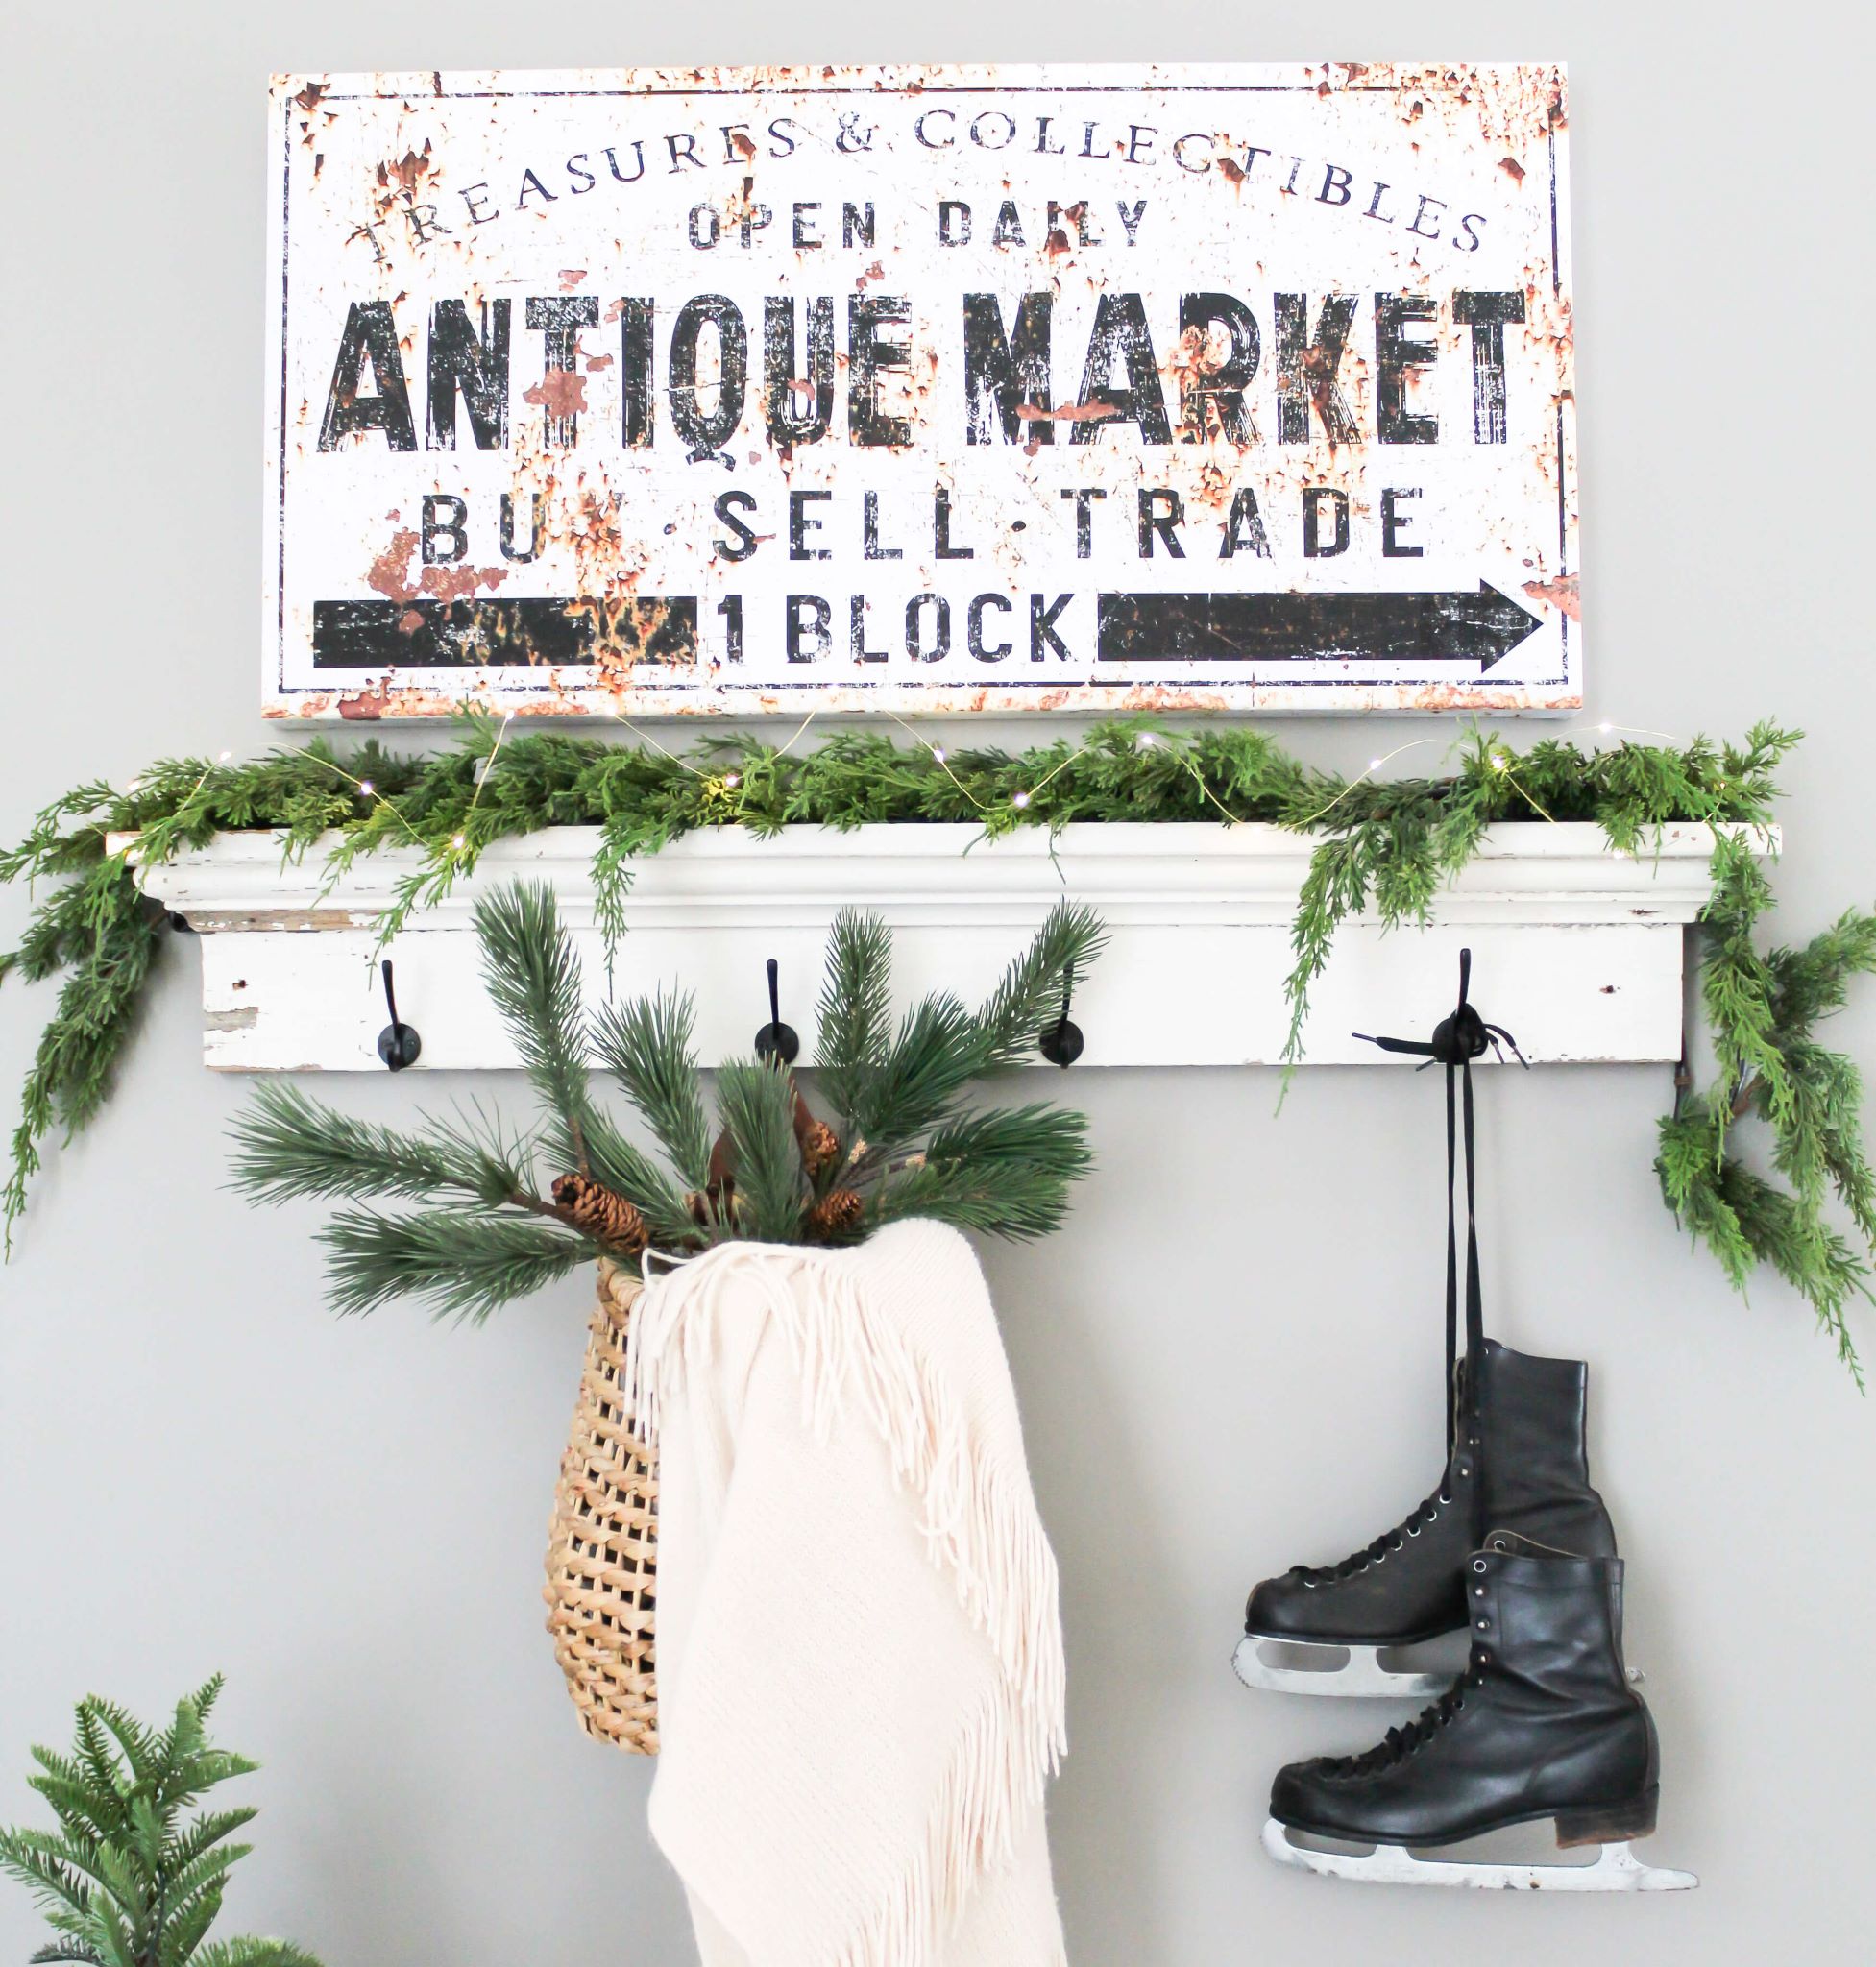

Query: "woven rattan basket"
<box><xmin>543</xmin><ymin>1260</ymin><xmax>659</xmax><ymax>1753</ymax></box>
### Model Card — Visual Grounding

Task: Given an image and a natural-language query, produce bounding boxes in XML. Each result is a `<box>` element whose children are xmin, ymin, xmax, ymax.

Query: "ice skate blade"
<box><xmin>1262</xmin><ymin>1818</ymin><xmax>1698</xmax><ymax>1891</ymax></box>
<box><xmin>1232</xmin><ymin>1633</ymin><xmax>1450</xmax><ymax>1698</ymax></box>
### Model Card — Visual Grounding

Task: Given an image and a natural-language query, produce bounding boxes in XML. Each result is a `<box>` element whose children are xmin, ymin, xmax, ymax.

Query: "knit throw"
<box><xmin>625</xmin><ymin>1220</ymin><xmax>1069</xmax><ymax>1967</ymax></box>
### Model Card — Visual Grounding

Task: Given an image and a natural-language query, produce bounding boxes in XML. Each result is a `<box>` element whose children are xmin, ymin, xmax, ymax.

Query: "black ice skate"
<box><xmin>1234</xmin><ymin>952</ymin><xmax>1616</xmax><ymax>1699</ymax></box>
<box><xmin>1234</xmin><ymin>1341</ymin><xmax>1617</xmax><ymax>1695</ymax></box>
<box><xmin>1263</xmin><ymin>1533</ymin><xmax>1695</xmax><ymax>1891</ymax></box>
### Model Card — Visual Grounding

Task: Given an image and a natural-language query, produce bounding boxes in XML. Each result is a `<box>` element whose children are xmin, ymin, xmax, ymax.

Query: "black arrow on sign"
<box><xmin>1096</xmin><ymin>582</ymin><xmax>1545</xmax><ymax>672</ymax></box>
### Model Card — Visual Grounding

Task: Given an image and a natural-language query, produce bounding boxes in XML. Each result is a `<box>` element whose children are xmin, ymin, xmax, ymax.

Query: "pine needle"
<box><xmin>318</xmin><ymin>1207</ymin><xmax>595</xmax><ymax>1322</ymax></box>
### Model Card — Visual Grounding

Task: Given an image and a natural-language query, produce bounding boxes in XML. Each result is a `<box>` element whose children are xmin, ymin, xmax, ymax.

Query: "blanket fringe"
<box><xmin>626</xmin><ymin>1239</ymin><xmax>1067</xmax><ymax>1967</ymax></box>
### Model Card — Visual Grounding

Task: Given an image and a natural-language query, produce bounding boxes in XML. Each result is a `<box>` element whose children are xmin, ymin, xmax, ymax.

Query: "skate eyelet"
<box><xmin>1475</xmin><ymin>1618</ymin><xmax>1489</xmax><ymax>1630</ymax></box>
<box><xmin>1301</xmin><ymin>1578</ymin><xmax>1317</xmax><ymax>1589</ymax></box>
<box><xmin>1373</xmin><ymin>1551</ymin><xmax>1386</xmax><ymax>1565</ymax></box>
<box><xmin>1388</xmin><ymin>1539</ymin><xmax>1404</xmax><ymax>1552</ymax></box>
<box><xmin>1405</xmin><ymin>1525</ymin><xmax>1421</xmax><ymax>1537</ymax></box>
<box><xmin>1489</xmin><ymin>1535</ymin><xmax>1509</xmax><ymax>1552</ymax></box>
<box><xmin>1438</xmin><ymin>1493</ymin><xmax>1452</xmax><ymax>1506</ymax></box>
<box><xmin>1472</xmin><ymin>1558</ymin><xmax>1488</xmax><ymax>1573</ymax></box>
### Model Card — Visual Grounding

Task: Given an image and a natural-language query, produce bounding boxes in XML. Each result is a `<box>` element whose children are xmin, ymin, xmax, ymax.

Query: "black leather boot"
<box><xmin>1266</xmin><ymin>1534</ymin><xmax>1664</xmax><ymax>1859</ymax></box>
<box><xmin>1237</xmin><ymin>958</ymin><xmax>1616</xmax><ymax>1698</ymax></box>
<box><xmin>1240</xmin><ymin>1342</ymin><xmax>1616</xmax><ymax>1663</ymax></box>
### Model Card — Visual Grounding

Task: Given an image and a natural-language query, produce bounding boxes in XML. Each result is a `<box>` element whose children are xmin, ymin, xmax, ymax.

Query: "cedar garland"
<box><xmin>9</xmin><ymin>716</ymin><xmax>1876</xmax><ymax>1377</ymax></box>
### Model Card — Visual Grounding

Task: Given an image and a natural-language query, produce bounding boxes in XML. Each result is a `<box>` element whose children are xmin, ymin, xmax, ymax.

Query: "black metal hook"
<box><xmin>376</xmin><ymin>959</ymin><xmax>422</xmax><ymax>1071</ymax></box>
<box><xmin>1352</xmin><ymin>947</ymin><xmax>1528</xmax><ymax>1069</ymax></box>
<box><xmin>1038</xmin><ymin>967</ymin><xmax>1085</xmax><ymax>1068</ymax></box>
<box><xmin>753</xmin><ymin>957</ymin><xmax>800</xmax><ymax>1065</ymax></box>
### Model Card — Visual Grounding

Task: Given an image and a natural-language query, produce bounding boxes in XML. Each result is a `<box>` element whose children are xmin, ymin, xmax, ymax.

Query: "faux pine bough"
<box><xmin>228</xmin><ymin>881</ymin><xmax>1105</xmax><ymax>1318</ymax></box>
<box><xmin>6</xmin><ymin>715</ymin><xmax>1875</xmax><ymax>1374</ymax></box>
<box><xmin>0</xmin><ymin>1675</ymin><xmax>320</xmax><ymax>1967</ymax></box>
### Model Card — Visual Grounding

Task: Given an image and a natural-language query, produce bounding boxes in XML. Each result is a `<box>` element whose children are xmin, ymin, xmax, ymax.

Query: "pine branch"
<box><xmin>191</xmin><ymin>1942</ymin><xmax>325</xmax><ymax>1967</ymax></box>
<box><xmin>317</xmin><ymin>1208</ymin><xmax>595</xmax><ymax>1322</ymax></box>
<box><xmin>592</xmin><ymin>989</ymin><xmax>714</xmax><ymax>1187</ymax></box>
<box><xmin>472</xmin><ymin>882</ymin><xmax>594</xmax><ymax>1174</ymax></box>
<box><xmin>972</xmin><ymin>900</ymin><xmax>1108</xmax><ymax>1066</ymax></box>
<box><xmin>573</xmin><ymin>1114</ymin><xmax>703</xmax><ymax>1251</ymax></box>
<box><xmin>842</xmin><ymin>994</ymin><xmax>985</xmax><ymax>1158</ymax></box>
<box><xmin>814</xmin><ymin>910</ymin><xmax>893</xmax><ymax>1129</ymax></box>
<box><xmin>874</xmin><ymin>1134</ymin><xmax>1086</xmax><ymax>1240</ymax></box>
<box><xmin>713</xmin><ymin>1060</ymin><xmax>807</xmax><ymax>1243</ymax></box>
<box><xmin>228</xmin><ymin>1082</ymin><xmax>536</xmax><ymax>1209</ymax></box>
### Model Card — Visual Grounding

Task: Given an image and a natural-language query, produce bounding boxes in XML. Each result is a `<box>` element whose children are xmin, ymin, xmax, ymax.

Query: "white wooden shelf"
<box><xmin>121</xmin><ymin>822</ymin><xmax>1764</xmax><ymax>1072</ymax></box>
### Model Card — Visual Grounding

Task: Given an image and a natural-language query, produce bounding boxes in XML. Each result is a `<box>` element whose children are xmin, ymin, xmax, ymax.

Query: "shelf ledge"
<box><xmin>121</xmin><ymin>821</ymin><xmax>1766</xmax><ymax>1071</ymax></box>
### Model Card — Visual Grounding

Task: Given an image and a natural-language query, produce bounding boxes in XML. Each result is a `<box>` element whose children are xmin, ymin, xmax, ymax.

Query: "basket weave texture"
<box><xmin>543</xmin><ymin>1260</ymin><xmax>659</xmax><ymax>1753</ymax></box>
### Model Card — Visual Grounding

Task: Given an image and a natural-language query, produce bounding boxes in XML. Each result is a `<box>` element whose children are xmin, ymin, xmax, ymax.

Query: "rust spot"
<box><xmin>1523</xmin><ymin>572</ymin><xmax>1580</xmax><ymax>620</ymax></box>
<box><xmin>524</xmin><ymin>368</ymin><xmax>589</xmax><ymax>419</ymax></box>
<box><xmin>367</xmin><ymin>530</ymin><xmax>421</xmax><ymax>602</ymax></box>
<box><xmin>337</xmin><ymin>683</ymin><xmax>392</xmax><ymax>720</ymax></box>
<box><xmin>559</xmin><ymin>268</ymin><xmax>588</xmax><ymax>291</ymax></box>
<box><xmin>1016</xmin><ymin>401</ymin><xmax>1119</xmax><ymax>425</ymax></box>
<box><xmin>1500</xmin><ymin>156</ymin><xmax>1526</xmax><ymax>182</ymax></box>
<box><xmin>294</xmin><ymin>81</ymin><xmax>327</xmax><ymax>113</ymax></box>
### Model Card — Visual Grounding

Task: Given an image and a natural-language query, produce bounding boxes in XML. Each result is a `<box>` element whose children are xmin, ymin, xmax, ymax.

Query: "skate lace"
<box><xmin>1326</xmin><ymin>1652</ymin><xmax>1489</xmax><ymax>1774</ymax></box>
<box><xmin>1292</xmin><ymin>1478</ymin><xmax>1453</xmax><ymax>1586</ymax></box>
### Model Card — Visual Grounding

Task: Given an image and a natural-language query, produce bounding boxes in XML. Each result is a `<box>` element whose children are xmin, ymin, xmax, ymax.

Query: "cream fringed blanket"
<box><xmin>625</xmin><ymin>1220</ymin><xmax>1069</xmax><ymax>1967</ymax></box>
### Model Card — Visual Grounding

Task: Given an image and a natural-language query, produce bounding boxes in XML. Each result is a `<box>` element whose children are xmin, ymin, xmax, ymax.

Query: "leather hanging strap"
<box><xmin>1354</xmin><ymin>949</ymin><xmax>1525</xmax><ymax>1458</ymax></box>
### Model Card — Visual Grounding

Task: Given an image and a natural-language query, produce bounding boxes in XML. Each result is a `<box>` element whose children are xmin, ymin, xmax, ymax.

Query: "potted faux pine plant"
<box><xmin>0</xmin><ymin>1675</ymin><xmax>320</xmax><ymax>1967</ymax></box>
<box><xmin>229</xmin><ymin>883</ymin><xmax>1103</xmax><ymax>1752</ymax></box>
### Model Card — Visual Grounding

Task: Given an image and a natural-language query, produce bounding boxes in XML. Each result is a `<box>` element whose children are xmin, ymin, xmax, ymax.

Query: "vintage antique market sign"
<box><xmin>265</xmin><ymin>64</ymin><xmax>1578</xmax><ymax>717</ymax></box>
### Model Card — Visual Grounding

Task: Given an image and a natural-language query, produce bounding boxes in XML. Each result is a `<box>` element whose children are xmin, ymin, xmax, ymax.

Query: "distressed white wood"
<box><xmin>119</xmin><ymin>821</ymin><xmax>1766</xmax><ymax>1073</ymax></box>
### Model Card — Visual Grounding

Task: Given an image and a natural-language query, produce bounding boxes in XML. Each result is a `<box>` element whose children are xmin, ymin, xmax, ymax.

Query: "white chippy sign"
<box><xmin>264</xmin><ymin>63</ymin><xmax>1578</xmax><ymax>719</ymax></box>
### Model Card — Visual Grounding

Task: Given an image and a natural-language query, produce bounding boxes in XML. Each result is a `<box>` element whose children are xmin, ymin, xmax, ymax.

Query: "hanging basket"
<box><xmin>543</xmin><ymin>1260</ymin><xmax>659</xmax><ymax>1754</ymax></box>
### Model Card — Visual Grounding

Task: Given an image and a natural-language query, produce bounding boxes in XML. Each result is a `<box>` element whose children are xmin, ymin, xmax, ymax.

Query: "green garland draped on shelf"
<box><xmin>3</xmin><ymin>715</ymin><xmax>1872</xmax><ymax>1379</ymax></box>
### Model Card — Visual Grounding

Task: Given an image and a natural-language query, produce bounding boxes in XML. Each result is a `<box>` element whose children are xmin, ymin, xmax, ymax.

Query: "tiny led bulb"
<box><xmin>357</xmin><ymin>780</ymin><xmax>376</xmax><ymax>797</ymax></box>
<box><xmin>1135</xmin><ymin>731</ymin><xmax>1158</xmax><ymax>750</ymax></box>
<box><xmin>931</xmin><ymin>746</ymin><xmax>947</xmax><ymax>764</ymax></box>
<box><xmin>1368</xmin><ymin>758</ymin><xmax>1383</xmax><ymax>772</ymax></box>
<box><xmin>723</xmin><ymin>771</ymin><xmax>741</xmax><ymax>788</ymax></box>
<box><xmin>1011</xmin><ymin>790</ymin><xmax>1031</xmax><ymax>809</ymax></box>
<box><xmin>218</xmin><ymin>749</ymin><xmax>232</xmax><ymax>762</ymax></box>
<box><xmin>451</xmin><ymin>833</ymin><xmax>467</xmax><ymax>849</ymax></box>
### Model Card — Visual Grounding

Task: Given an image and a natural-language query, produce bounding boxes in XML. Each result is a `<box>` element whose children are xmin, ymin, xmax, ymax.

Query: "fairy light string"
<box><xmin>131</xmin><ymin>705</ymin><xmax>1757</xmax><ymax>897</ymax></box>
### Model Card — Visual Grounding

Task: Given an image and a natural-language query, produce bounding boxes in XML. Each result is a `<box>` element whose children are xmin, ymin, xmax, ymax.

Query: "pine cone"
<box><xmin>551</xmin><ymin>1173</ymin><xmax>648</xmax><ymax>1254</ymax></box>
<box><xmin>804</xmin><ymin>1188</ymin><xmax>865</xmax><ymax>1242</ymax></box>
<box><xmin>799</xmin><ymin>1118</ymin><xmax>841</xmax><ymax>1177</ymax></box>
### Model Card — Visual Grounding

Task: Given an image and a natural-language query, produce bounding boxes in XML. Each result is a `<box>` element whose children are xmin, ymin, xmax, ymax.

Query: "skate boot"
<box><xmin>1234</xmin><ymin>1341</ymin><xmax>1617</xmax><ymax>1695</ymax></box>
<box><xmin>1236</xmin><ymin>950</ymin><xmax>1616</xmax><ymax>1698</ymax></box>
<box><xmin>1263</xmin><ymin>1533</ymin><xmax>1695</xmax><ymax>1891</ymax></box>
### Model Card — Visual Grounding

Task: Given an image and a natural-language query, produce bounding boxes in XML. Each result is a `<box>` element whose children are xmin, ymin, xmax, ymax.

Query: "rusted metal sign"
<box><xmin>265</xmin><ymin>64</ymin><xmax>1577</xmax><ymax>718</ymax></box>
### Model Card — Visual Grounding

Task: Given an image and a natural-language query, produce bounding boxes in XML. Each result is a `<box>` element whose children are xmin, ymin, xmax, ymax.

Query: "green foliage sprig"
<box><xmin>0</xmin><ymin>1674</ymin><xmax>320</xmax><ymax>1967</ymax></box>
<box><xmin>5</xmin><ymin>714</ymin><xmax>1871</xmax><ymax>1372</ymax></box>
<box><xmin>227</xmin><ymin>882</ymin><xmax>1103</xmax><ymax>1322</ymax></box>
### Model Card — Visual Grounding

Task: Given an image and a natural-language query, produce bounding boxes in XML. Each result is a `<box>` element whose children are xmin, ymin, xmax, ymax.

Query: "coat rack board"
<box><xmin>120</xmin><ymin>822</ymin><xmax>1753</xmax><ymax>1072</ymax></box>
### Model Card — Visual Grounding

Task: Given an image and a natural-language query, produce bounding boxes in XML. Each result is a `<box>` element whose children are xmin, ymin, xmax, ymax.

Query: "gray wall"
<box><xmin>4</xmin><ymin>7</ymin><xmax>1873</xmax><ymax>1963</ymax></box>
